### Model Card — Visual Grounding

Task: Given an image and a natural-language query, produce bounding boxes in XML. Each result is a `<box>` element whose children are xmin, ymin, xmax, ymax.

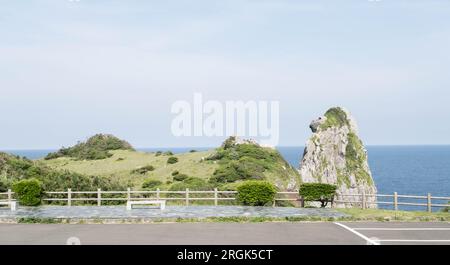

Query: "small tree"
<box><xmin>299</xmin><ymin>183</ymin><xmax>337</xmax><ymax>208</ymax></box>
<box><xmin>12</xmin><ymin>178</ymin><xmax>43</xmax><ymax>206</ymax></box>
<box><xmin>237</xmin><ymin>181</ymin><xmax>277</xmax><ymax>206</ymax></box>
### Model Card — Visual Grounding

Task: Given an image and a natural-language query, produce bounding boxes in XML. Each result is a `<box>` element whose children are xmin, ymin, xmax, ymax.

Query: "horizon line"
<box><xmin>2</xmin><ymin>144</ymin><xmax>450</xmax><ymax>151</ymax></box>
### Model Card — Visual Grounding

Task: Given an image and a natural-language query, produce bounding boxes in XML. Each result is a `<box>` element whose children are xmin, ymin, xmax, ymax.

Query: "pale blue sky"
<box><xmin>1</xmin><ymin>0</ymin><xmax>449</xmax><ymax>149</ymax></box>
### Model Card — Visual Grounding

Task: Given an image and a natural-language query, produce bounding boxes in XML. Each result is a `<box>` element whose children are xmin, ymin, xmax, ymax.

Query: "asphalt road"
<box><xmin>0</xmin><ymin>222</ymin><xmax>449</xmax><ymax>245</ymax></box>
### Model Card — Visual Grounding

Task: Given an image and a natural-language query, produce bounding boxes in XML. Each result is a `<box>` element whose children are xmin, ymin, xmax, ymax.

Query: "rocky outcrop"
<box><xmin>299</xmin><ymin>107</ymin><xmax>377</xmax><ymax>208</ymax></box>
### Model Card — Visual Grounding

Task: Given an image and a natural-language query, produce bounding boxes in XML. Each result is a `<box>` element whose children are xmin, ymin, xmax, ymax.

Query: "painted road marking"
<box><xmin>354</xmin><ymin>228</ymin><xmax>450</xmax><ymax>231</ymax></box>
<box><xmin>333</xmin><ymin>222</ymin><xmax>380</xmax><ymax>245</ymax></box>
<box><xmin>336</xmin><ymin>224</ymin><xmax>450</xmax><ymax>245</ymax></box>
<box><xmin>378</xmin><ymin>240</ymin><xmax>450</xmax><ymax>242</ymax></box>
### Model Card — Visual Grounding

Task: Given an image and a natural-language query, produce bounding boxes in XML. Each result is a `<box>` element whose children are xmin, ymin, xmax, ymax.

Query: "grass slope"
<box><xmin>42</xmin><ymin>147</ymin><xmax>300</xmax><ymax>191</ymax></box>
<box><xmin>42</xmin><ymin>150</ymin><xmax>219</xmax><ymax>189</ymax></box>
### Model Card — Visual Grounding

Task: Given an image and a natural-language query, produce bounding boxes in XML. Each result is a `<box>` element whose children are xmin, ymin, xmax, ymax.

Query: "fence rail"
<box><xmin>1</xmin><ymin>189</ymin><xmax>449</xmax><ymax>212</ymax></box>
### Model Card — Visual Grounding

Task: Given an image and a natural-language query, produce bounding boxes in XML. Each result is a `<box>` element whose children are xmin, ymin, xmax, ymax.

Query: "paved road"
<box><xmin>0</xmin><ymin>222</ymin><xmax>449</xmax><ymax>245</ymax></box>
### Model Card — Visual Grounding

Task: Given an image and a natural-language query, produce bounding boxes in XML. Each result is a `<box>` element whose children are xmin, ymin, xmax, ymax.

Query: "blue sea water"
<box><xmin>2</xmin><ymin>146</ymin><xmax>449</xmax><ymax>211</ymax></box>
<box><xmin>278</xmin><ymin>146</ymin><xmax>450</xmax><ymax>197</ymax></box>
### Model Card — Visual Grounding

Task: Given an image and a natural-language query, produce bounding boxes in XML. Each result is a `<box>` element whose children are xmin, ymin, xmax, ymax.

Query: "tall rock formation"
<box><xmin>299</xmin><ymin>107</ymin><xmax>377</xmax><ymax>208</ymax></box>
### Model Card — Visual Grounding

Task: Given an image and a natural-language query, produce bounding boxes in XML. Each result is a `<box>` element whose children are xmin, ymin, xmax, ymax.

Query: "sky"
<box><xmin>1</xmin><ymin>0</ymin><xmax>450</xmax><ymax>149</ymax></box>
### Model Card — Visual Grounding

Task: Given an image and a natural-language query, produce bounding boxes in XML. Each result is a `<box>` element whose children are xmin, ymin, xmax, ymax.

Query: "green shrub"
<box><xmin>443</xmin><ymin>202</ymin><xmax>450</xmax><ymax>213</ymax></box>
<box><xmin>167</xmin><ymin>157</ymin><xmax>178</xmax><ymax>164</ymax></box>
<box><xmin>0</xmin><ymin>180</ymin><xmax>7</xmax><ymax>192</ymax></box>
<box><xmin>169</xmin><ymin>177</ymin><xmax>213</xmax><ymax>191</ymax></box>
<box><xmin>131</xmin><ymin>165</ymin><xmax>155</xmax><ymax>174</ymax></box>
<box><xmin>173</xmin><ymin>173</ymin><xmax>189</xmax><ymax>182</ymax></box>
<box><xmin>164</xmin><ymin>151</ymin><xmax>174</xmax><ymax>156</ymax></box>
<box><xmin>206</xmin><ymin>137</ymin><xmax>293</xmax><ymax>186</ymax></box>
<box><xmin>210</xmin><ymin>158</ymin><xmax>265</xmax><ymax>183</ymax></box>
<box><xmin>142</xmin><ymin>179</ymin><xmax>163</xmax><ymax>190</ymax></box>
<box><xmin>190</xmin><ymin>150</ymin><xmax>197</xmax><ymax>153</ymax></box>
<box><xmin>237</xmin><ymin>181</ymin><xmax>276</xmax><ymax>206</ymax></box>
<box><xmin>172</xmin><ymin>170</ymin><xmax>179</xmax><ymax>176</ymax></box>
<box><xmin>299</xmin><ymin>183</ymin><xmax>337</xmax><ymax>208</ymax></box>
<box><xmin>12</xmin><ymin>178</ymin><xmax>43</xmax><ymax>206</ymax></box>
<box><xmin>155</xmin><ymin>151</ymin><xmax>162</xmax><ymax>156</ymax></box>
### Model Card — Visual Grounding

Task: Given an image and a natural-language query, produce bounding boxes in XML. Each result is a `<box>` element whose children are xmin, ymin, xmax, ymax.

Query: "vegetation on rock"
<box><xmin>345</xmin><ymin>133</ymin><xmax>373</xmax><ymax>185</ymax></box>
<box><xmin>319</xmin><ymin>107</ymin><xmax>350</xmax><ymax>130</ymax></box>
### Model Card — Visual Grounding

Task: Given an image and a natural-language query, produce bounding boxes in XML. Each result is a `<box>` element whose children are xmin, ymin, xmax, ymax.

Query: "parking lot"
<box><xmin>334</xmin><ymin>222</ymin><xmax>450</xmax><ymax>245</ymax></box>
<box><xmin>0</xmin><ymin>222</ymin><xmax>449</xmax><ymax>245</ymax></box>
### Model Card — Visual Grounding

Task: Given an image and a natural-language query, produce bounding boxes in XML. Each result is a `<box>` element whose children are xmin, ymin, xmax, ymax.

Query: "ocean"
<box><xmin>3</xmin><ymin>146</ymin><xmax>449</xmax><ymax>211</ymax></box>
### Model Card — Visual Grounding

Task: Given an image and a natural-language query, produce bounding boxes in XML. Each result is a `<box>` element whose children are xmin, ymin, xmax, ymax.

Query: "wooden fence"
<box><xmin>0</xmin><ymin>189</ymin><xmax>449</xmax><ymax>212</ymax></box>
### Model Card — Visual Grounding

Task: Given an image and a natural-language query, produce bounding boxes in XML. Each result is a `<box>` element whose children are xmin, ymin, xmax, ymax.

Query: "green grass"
<box><xmin>337</xmin><ymin>208</ymin><xmax>450</xmax><ymax>222</ymax></box>
<box><xmin>41</xmin><ymin>144</ymin><xmax>301</xmax><ymax>191</ymax></box>
<box><xmin>17</xmin><ymin>217</ymin><xmax>63</xmax><ymax>224</ymax></box>
<box><xmin>42</xmin><ymin>150</ymin><xmax>218</xmax><ymax>189</ymax></box>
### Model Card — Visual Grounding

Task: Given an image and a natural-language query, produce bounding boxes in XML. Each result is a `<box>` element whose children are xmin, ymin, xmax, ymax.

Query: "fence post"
<box><xmin>127</xmin><ymin>187</ymin><xmax>131</xmax><ymax>201</ymax></box>
<box><xmin>7</xmin><ymin>189</ymin><xmax>12</xmax><ymax>203</ymax></box>
<box><xmin>157</xmin><ymin>188</ymin><xmax>160</xmax><ymax>200</ymax></box>
<box><xmin>427</xmin><ymin>193</ymin><xmax>432</xmax><ymax>213</ymax></box>
<box><xmin>362</xmin><ymin>190</ymin><xmax>366</xmax><ymax>209</ymax></box>
<box><xmin>67</xmin><ymin>188</ymin><xmax>72</xmax><ymax>207</ymax></box>
<box><xmin>97</xmin><ymin>188</ymin><xmax>101</xmax><ymax>206</ymax></box>
<box><xmin>214</xmin><ymin>188</ymin><xmax>218</xmax><ymax>206</ymax></box>
<box><xmin>394</xmin><ymin>192</ymin><xmax>398</xmax><ymax>211</ymax></box>
<box><xmin>185</xmin><ymin>188</ymin><xmax>189</xmax><ymax>206</ymax></box>
<box><xmin>300</xmin><ymin>196</ymin><xmax>305</xmax><ymax>208</ymax></box>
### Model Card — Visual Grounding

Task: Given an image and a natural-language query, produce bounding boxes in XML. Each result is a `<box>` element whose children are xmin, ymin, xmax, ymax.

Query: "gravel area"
<box><xmin>0</xmin><ymin>205</ymin><xmax>348</xmax><ymax>220</ymax></box>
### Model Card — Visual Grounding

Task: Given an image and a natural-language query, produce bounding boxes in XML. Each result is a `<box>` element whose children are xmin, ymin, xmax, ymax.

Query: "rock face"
<box><xmin>299</xmin><ymin>107</ymin><xmax>377</xmax><ymax>208</ymax></box>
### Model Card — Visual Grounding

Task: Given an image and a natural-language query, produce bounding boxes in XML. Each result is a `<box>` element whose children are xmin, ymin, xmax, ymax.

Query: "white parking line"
<box><xmin>354</xmin><ymin>228</ymin><xmax>450</xmax><ymax>231</ymax></box>
<box><xmin>333</xmin><ymin>222</ymin><xmax>380</xmax><ymax>245</ymax></box>
<box><xmin>378</xmin><ymin>240</ymin><xmax>450</xmax><ymax>243</ymax></box>
<box><xmin>335</xmin><ymin>224</ymin><xmax>450</xmax><ymax>244</ymax></box>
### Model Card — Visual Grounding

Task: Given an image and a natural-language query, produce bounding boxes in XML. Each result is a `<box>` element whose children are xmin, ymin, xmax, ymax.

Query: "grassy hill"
<box><xmin>42</xmin><ymin>149</ymin><xmax>218</xmax><ymax>190</ymax></box>
<box><xmin>45</xmin><ymin>134</ymin><xmax>134</xmax><ymax>160</ymax></box>
<box><xmin>0</xmin><ymin>152</ymin><xmax>124</xmax><ymax>192</ymax></box>
<box><xmin>40</xmin><ymin>136</ymin><xmax>301</xmax><ymax>191</ymax></box>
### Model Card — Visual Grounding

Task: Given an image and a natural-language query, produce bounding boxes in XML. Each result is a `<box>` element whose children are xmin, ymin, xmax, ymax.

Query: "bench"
<box><xmin>126</xmin><ymin>200</ymin><xmax>166</xmax><ymax>210</ymax></box>
<box><xmin>0</xmin><ymin>201</ymin><xmax>17</xmax><ymax>211</ymax></box>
